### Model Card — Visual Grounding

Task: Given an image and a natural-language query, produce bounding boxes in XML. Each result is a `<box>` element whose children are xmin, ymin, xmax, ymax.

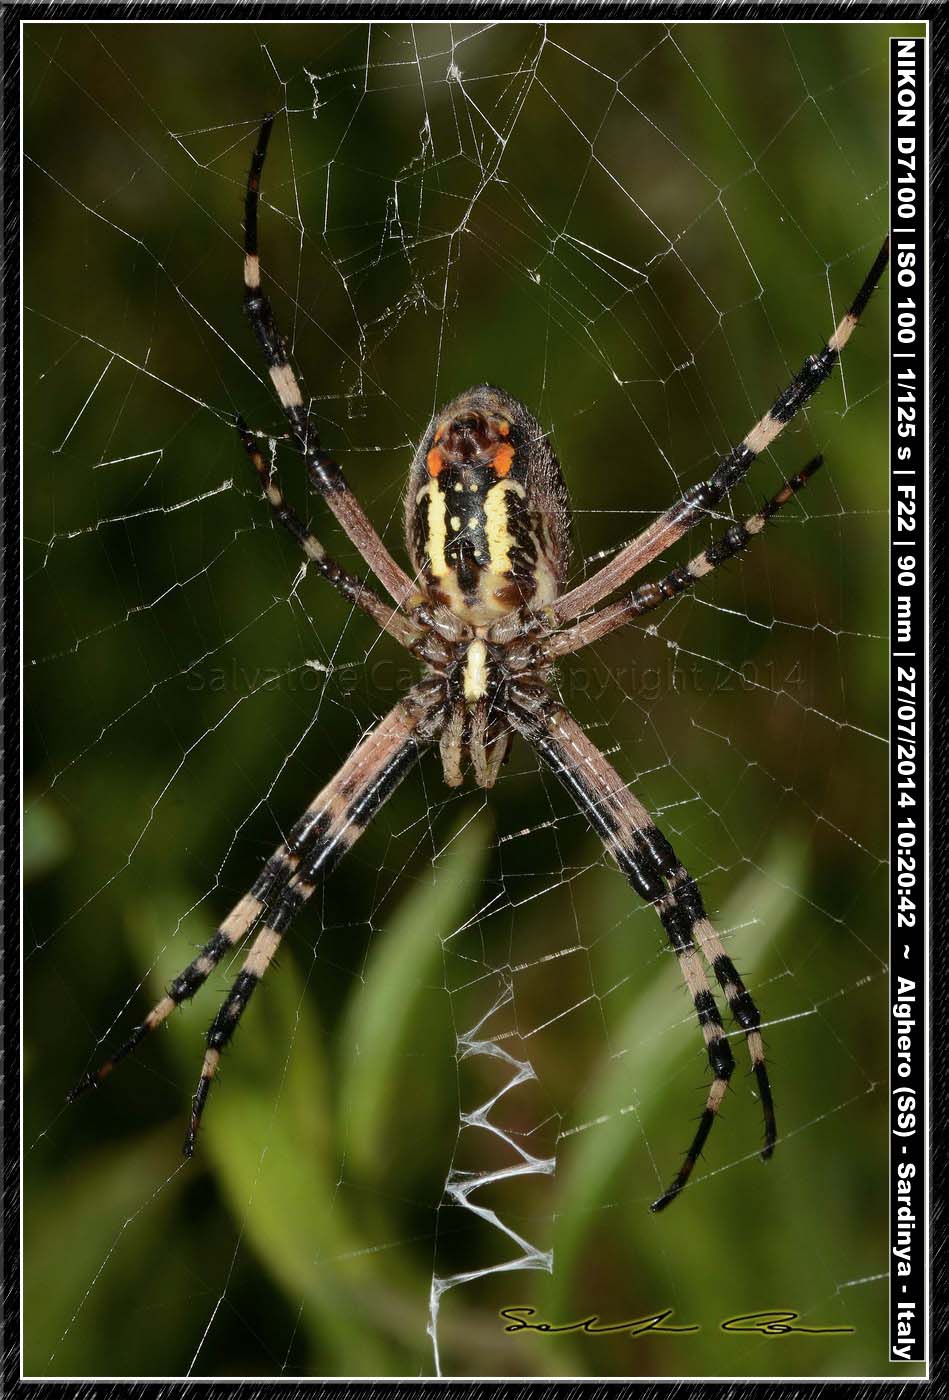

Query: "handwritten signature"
<box><xmin>500</xmin><ymin>1307</ymin><xmax>854</xmax><ymax>1339</ymax></box>
<box><xmin>722</xmin><ymin>1311</ymin><xmax>855</xmax><ymax>1337</ymax></box>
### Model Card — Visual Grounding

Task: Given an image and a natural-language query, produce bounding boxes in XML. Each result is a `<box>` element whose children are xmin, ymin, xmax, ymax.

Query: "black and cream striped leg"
<box><xmin>243</xmin><ymin>114</ymin><xmax>420</xmax><ymax>612</ymax></box>
<box><xmin>469</xmin><ymin>700</ymin><xmax>511</xmax><ymax>789</ymax></box>
<box><xmin>667</xmin><ymin>868</ymin><xmax>775</xmax><ymax>1168</ymax></box>
<box><xmin>508</xmin><ymin>687</ymin><xmax>774</xmax><ymax>1212</ymax></box>
<box><xmin>69</xmin><ymin>688</ymin><xmax>442</xmax><ymax>1137</ymax></box>
<box><xmin>182</xmin><ymin>686</ymin><xmax>442</xmax><ymax>1155</ymax></box>
<box><xmin>237</xmin><ymin>419</ymin><xmax>423</xmax><ymax>651</ymax></box>
<box><xmin>553</xmin><ymin>238</ymin><xmax>889</xmax><ymax>625</ymax></box>
<box><xmin>66</xmin><ymin>877</ymin><xmax>283</xmax><ymax>1104</ymax></box>
<box><xmin>547</xmin><ymin>456</ymin><xmax>822</xmax><ymax>658</ymax></box>
<box><xmin>68</xmin><ymin>752</ymin><xmax>366</xmax><ymax>1103</ymax></box>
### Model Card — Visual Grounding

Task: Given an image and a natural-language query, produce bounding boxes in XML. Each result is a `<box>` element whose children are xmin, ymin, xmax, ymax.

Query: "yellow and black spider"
<box><xmin>69</xmin><ymin>112</ymin><xmax>888</xmax><ymax>1214</ymax></box>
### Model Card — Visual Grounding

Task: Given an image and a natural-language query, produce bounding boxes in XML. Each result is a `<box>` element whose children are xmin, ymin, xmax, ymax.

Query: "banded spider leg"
<box><xmin>552</xmin><ymin>239</ymin><xmax>889</xmax><ymax>628</ymax></box>
<box><xmin>69</xmin><ymin>686</ymin><xmax>443</xmax><ymax>1155</ymax></box>
<box><xmin>509</xmin><ymin>689</ymin><xmax>774</xmax><ymax>1211</ymax></box>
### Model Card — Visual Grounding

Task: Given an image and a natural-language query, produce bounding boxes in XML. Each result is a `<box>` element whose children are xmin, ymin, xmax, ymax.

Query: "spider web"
<box><xmin>23</xmin><ymin>17</ymin><xmax>907</xmax><ymax>1382</ymax></box>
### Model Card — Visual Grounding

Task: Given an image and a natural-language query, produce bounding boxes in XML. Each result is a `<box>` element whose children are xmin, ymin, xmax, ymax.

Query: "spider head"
<box><xmin>427</xmin><ymin>408</ymin><xmax>514</xmax><ymax>476</ymax></box>
<box><xmin>405</xmin><ymin>385</ymin><xmax>572</xmax><ymax>626</ymax></box>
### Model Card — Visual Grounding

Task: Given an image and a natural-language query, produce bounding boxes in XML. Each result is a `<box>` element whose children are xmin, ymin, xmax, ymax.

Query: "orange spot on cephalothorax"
<box><xmin>427</xmin><ymin>448</ymin><xmax>444</xmax><ymax>477</ymax></box>
<box><xmin>493</xmin><ymin>443</ymin><xmax>515</xmax><ymax>477</ymax></box>
<box><xmin>496</xmin><ymin>418</ymin><xmax>511</xmax><ymax>436</ymax></box>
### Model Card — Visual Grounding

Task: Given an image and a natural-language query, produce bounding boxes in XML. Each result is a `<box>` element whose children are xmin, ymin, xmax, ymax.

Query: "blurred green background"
<box><xmin>24</xmin><ymin>19</ymin><xmax>918</xmax><ymax>1381</ymax></box>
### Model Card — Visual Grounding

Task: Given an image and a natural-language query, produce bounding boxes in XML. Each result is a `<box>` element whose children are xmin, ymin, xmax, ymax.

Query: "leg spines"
<box><xmin>65</xmin><ymin>900</ymin><xmax>264</xmax><ymax>1105</ymax></box>
<box><xmin>65</xmin><ymin>1021</ymin><xmax>151</xmax><ymax>1102</ymax></box>
<box><xmin>243</xmin><ymin>111</ymin><xmax>275</xmax><ymax>260</ymax></box>
<box><xmin>844</xmin><ymin>236</ymin><xmax>890</xmax><ymax>325</ymax></box>
<box><xmin>712</xmin><ymin>953</ymin><xmax>761</xmax><ymax>1030</ymax></box>
<box><xmin>184</xmin><ymin>946</ymin><xmax>272</xmax><ymax>1154</ymax></box>
<box><xmin>236</xmin><ymin>421</ymin><xmax>422</xmax><ymax>649</ymax></box>
<box><xmin>239</xmin><ymin>114</ymin><xmax>418</xmax><ymax>610</ymax></box>
<box><xmin>693</xmin><ymin>987</ymin><xmax>720</xmax><ymax>1025</ymax></box>
<box><xmin>755</xmin><ymin>1062</ymin><xmax>777</xmax><ymax>1159</ymax></box>
<box><xmin>707</xmin><ymin>440</ymin><xmax>757</xmax><ymax>500</ymax></box>
<box><xmin>261</xmin><ymin>883</ymin><xmax>306</xmax><ymax>936</ymax></box>
<box><xmin>183</xmin><ymin>1060</ymin><xmax>217</xmax><ymax>1158</ymax></box>
<box><xmin>694</xmin><ymin>928</ymin><xmax>776</xmax><ymax>1159</ymax></box>
<box><xmin>513</xmin><ymin>698</ymin><xmax>774</xmax><ymax>1211</ymax></box>
<box><xmin>179</xmin><ymin>733</ymin><xmax>421</xmax><ymax>1156</ymax></box>
<box><xmin>207</xmin><ymin>971</ymin><xmax>259</xmax><ymax>1052</ymax></box>
<box><xmin>650</xmin><ymin>1088</ymin><xmax>726</xmax><ymax>1214</ymax></box>
<box><xmin>548</xmin><ymin>455</ymin><xmax>825</xmax><ymax>659</ymax></box>
<box><xmin>70</xmin><ymin>699</ymin><xmax>434</xmax><ymax>1154</ymax></box>
<box><xmin>767</xmin><ymin>348</ymin><xmax>839</xmax><ymax>426</ymax></box>
<box><xmin>553</xmin><ymin>240</ymin><xmax>887</xmax><ymax>627</ymax></box>
<box><xmin>250</xmin><ymin>853</ymin><xmax>297</xmax><ymax>901</ymax></box>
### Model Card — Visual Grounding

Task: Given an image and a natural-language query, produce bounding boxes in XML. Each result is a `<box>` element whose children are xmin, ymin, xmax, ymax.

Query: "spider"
<box><xmin>69</xmin><ymin>113</ymin><xmax>888</xmax><ymax>1213</ymax></box>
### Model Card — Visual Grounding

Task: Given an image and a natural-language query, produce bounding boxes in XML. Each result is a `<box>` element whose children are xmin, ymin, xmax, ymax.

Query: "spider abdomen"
<box><xmin>405</xmin><ymin>384</ymin><xmax>572</xmax><ymax>626</ymax></box>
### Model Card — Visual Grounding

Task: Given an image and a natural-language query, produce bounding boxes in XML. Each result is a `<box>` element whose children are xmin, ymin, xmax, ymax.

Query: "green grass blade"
<box><xmin>337</xmin><ymin>810</ymin><xmax>492</xmax><ymax>1182</ymax></box>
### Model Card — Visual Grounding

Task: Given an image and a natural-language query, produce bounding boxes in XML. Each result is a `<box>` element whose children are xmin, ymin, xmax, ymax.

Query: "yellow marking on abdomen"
<box><xmin>424</xmin><ymin>480</ymin><xmax>448</xmax><ymax>577</ymax></box>
<box><xmin>417</xmin><ymin>476</ymin><xmax>535</xmax><ymax>624</ymax></box>
<box><xmin>483</xmin><ymin>478</ymin><xmax>525</xmax><ymax>574</ymax></box>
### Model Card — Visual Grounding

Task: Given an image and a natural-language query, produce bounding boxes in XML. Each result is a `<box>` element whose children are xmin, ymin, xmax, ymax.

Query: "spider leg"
<box><xmin>69</xmin><ymin>687</ymin><xmax>443</xmax><ymax>1138</ymax></box>
<box><xmin>237</xmin><ymin>418</ymin><xmax>423</xmax><ymax>651</ymax></box>
<box><xmin>67</xmin><ymin>885</ymin><xmax>273</xmax><ymax>1102</ymax></box>
<box><xmin>469</xmin><ymin>700</ymin><xmax>511</xmax><ymax>789</ymax></box>
<box><xmin>182</xmin><ymin>684</ymin><xmax>442</xmax><ymax>1154</ymax></box>
<box><xmin>554</xmin><ymin>239</ymin><xmax>888</xmax><ymax>625</ymax></box>
<box><xmin>438</xmin><ymin>700</ymin><xmax>465</xmax><ymax>788</ymax></box>
<box><xmin>547</xmin><ymin>455</ymin><xmax>822</xmax><ymax>658</ymax></box>
<box><xmin>508</xmin><ymin>686</ymin><xmax>774</xmax><ymax>1211</ymax></box>
<box><xmin>243</xmin><ymin>114</ymin><xmax>421</xmax><ymax>612</ymax></box>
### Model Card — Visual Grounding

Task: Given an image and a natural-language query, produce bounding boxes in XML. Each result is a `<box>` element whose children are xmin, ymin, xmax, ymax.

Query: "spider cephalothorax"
<box><xmin>408</xmin><ymin>596</ymin><xmax>553</xmax><ymax>790</ymax></box>
<box><xmin>70</xmin><ymin>111</ymin><xmax>888</xmax><ymax>1215</ymax></box>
